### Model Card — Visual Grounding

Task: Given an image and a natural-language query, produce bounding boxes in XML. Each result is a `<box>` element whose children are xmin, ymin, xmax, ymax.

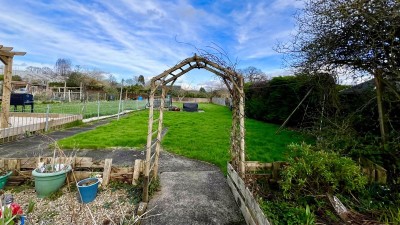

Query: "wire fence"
<box><xmin>211</xmin><ymin>97</ymin><xmax>231</xmax><ymax>107</ymax></box>
<box><xmin>31</xmin><ymin>99</ymin><xmax>148</xmax><ymax>120</ymax></box>
<box><xmin>0</xmin><ymin>99</ymin><xmax>148</xmax><ymax>143</ymax></box>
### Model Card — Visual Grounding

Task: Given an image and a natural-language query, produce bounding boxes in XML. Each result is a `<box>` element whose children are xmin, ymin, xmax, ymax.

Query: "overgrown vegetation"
<box><xmin>257</xmin><ymin>144</ymin><xmax>400</xmax><ymax>224</ymax></box>
<box><xmin>281</xmin><ymin>144</ymin><xmax>367</xmax><ymax>200</ymax></box>
<box><xmin>243</xmin><ymin>1</ymin><xmax>400</xmax><ymax>222</ymax></box>
<box><xmin>245</xmin><ymin>73</ymin><xmax>338</xmax><ymax>127</ymax></box>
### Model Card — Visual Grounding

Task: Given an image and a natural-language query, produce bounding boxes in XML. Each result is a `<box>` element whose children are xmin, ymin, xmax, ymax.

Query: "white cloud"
<box><xmin>0</xmin><ymin>0</ymin><xmax>300</xmax><ymax>85</ymax></box>
<box><xmin>230</xmin><ymin>0</ymin><xmax>301</xmax><ymax>60</ymax></box>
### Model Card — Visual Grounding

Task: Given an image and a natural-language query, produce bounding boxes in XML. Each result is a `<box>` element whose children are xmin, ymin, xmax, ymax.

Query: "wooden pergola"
<box><xmin>0</xmin><ymin>44</ymin><xmax>26</xmax><ymax>128</ymax></box>
<box><xmin>142</xmin><ymin>54</ymin><xmax>246</xmax><ymax>202</ymax></box>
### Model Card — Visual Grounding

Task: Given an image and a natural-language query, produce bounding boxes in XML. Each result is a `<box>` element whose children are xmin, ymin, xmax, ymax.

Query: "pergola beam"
<box><xmin>0</xmin><ymin>55</ymin><xmax>7</xmax><ymax>65</ymax></box>
<box><xmin>0</xmin><ymin>51</ymin><xmax>26</xmax><ymax>57</ymax></box>
<box><xmin>0</xmin><ymin>47</ymin><xmax>13</xmax><ymax>51</ymax></box>
<box><xmin>0</xmin><ymin>44</ymin><xmax>26</xmax><ymax>128</ymax></box>
<box><xmin>163</xmin><ymin>65</ymin><xmax>195</xmax><ymax>85</ymax></box>
<box><xmin>11</xmin><ymin>52</ymin><xmax>26</xmax><ymax>56</ymax></box>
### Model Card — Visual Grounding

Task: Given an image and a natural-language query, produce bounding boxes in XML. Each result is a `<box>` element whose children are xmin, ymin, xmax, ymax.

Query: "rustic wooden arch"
<box><xmin>143</xmin><ymin>54</ymin><xmax>246</xmax><ymax>202</ymax></box>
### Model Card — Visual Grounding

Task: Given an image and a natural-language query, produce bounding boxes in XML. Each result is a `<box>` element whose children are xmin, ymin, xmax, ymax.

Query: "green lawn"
<box><xmin>58</xmin><ymin>103</ymin><xmax>310</xmax><ymax>172</ymax></box>
<box><xmin>58</xmin><ymin>110</ymin><xmax>149</xmax><ymax>149</ymax></box>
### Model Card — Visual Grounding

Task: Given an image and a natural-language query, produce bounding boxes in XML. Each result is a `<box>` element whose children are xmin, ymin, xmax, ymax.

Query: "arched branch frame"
<box><xmin>142</xmin><ymin>54</ymin><xmax>245</xmax><ymax>202</ymax></box>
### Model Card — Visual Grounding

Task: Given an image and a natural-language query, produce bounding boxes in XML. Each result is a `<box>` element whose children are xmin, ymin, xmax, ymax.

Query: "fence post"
<box><xmin>81</xmin><ymin>101</ymin><xmax>87</xmax><ymax>119</ymax></box>
<box><xmin>45</xmin><ymin>104</ymin><xmax>50</xmax><ymax>132</ymax></box>
<box><xmin>136</xmin><ymin>99</ymin><xmax>139</xmax><ymax>110</ymax></box>
<box><xmin>84</xmin><ymin>100</ymin><xmax>87</xmax><ymax>118</ymax></box>
<box><xmin>97</xmin><ymin>100</ymin><xmax>100</xmax><ymax>119</ymax></box>
<box><xmin>117</xmin><ymin>79</ymin><xmax>124</xmax><ymax>120</ymax></box>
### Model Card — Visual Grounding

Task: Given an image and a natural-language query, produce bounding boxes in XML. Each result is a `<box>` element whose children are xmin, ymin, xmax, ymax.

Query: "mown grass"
<box><xmin>162</xmin><ymin>104</ymin><xmax>310</xmax><ymax>172</ymax></box>
<box><xmin>58</xmin><ymin>103</ymin><xmax>310</xmax><ymax>172</ymax></box>
<box><xmin>57</xmin><ymin>110</ymin><xmax>149</xmax><ymax>149</ymax></box>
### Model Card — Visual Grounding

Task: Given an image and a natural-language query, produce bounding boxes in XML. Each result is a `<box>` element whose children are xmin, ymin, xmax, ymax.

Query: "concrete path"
<box><xmin>0</xmin><ymin>119</ymin><xmax>245</xmax><ymax>225</ymax></box>
<box><xmin>143</xmin><ymin>152</ymin><xmax>245</xmax><ymax>225</ymax></box>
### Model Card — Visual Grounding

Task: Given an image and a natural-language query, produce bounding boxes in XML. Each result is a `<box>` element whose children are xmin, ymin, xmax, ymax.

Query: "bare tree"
<box><xmin>86</xmin><ymin>69</ymin><xmax>105</xmax><ymax>81</ymax></box>
<box><xmin>281</xmin><ymin>0</ymin><xmax>400</xmax><ymax>146</ymax></box>
<box><xmin>107</xmin><ymin>74</ymin><xmax>118</xmax><ymax>87</ymax></box>
<box><xmin>238</xmin><ymin>66</ymin><xmax>268</xmax><ymax>83</ymax></box>
<box><xmin>41</xmin><ymin>67</ymin><xmax>54</xmax><ymax>77</ymax></box>
<box><xmin>125</xmin><ymin>78</ymin><xmax>134</xmax><ymax>86</ymax></box>
<box><xmin>54</xmin><ymin>58</ymin><xmax>72</xmax><ymax>80</ymax></box>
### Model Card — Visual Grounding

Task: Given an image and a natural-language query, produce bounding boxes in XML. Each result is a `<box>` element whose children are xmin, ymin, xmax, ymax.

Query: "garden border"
<box><xmin>227</xmin><ymin>163</ymin><xmax>271</xmax><ymax>225</ymax></box>
<box><xmin>0</xmin><ymin>157</ymin><xmax>144</xmax><ymax>186</ymax></box>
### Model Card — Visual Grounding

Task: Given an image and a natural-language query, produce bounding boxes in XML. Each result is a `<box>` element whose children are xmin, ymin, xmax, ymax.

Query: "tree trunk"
<box><xmin>374</xmin><ymin>72</ymin><xmax>388</xmax><ymax>147</ymax></box>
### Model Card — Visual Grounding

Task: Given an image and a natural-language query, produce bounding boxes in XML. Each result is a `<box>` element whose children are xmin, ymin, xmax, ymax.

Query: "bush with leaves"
<box><xmin>260</xmin><ymin>201</ymin><xmax>315</xmax><ymax>225</ymax></box>
<box><xmin>281</xmin><ymin>143</ymin><xmax>367</xmax><ymax>199</ymax></box>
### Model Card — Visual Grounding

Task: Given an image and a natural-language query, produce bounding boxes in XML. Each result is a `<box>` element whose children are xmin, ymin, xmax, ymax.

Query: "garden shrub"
<box><xmin>244</xmin><ymin>73</ymin><xmax>339</xmax><ymax>128</ymax></box>
<box><xmin>260</xmin><ymin>201</ymin><xmax>315</xmax><ymax>225</ymax></box>
<box><xmin>281</xmin><ymin>143</ymin><xmax>367</xmax><ymax>199</ymax></box>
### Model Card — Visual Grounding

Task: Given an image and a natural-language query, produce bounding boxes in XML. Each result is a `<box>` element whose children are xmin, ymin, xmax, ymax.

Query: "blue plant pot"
<box><xmin>77</xmin><ymin>177</ymin><xmax>99</xmax><ymax>204</ymax></box>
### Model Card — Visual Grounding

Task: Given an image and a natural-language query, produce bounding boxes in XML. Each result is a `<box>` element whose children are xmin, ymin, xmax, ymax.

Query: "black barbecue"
<box><xmin>10</xmin><ymin>93</ymin><xmax>34</xmax><ymax>112</ymax></box>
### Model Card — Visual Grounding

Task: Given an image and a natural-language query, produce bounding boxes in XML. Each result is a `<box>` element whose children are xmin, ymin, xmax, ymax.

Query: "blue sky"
<box><xmin>0</xmin><ymin>0</ymin><xmax>303</xmax><ymax>89</ymax></box>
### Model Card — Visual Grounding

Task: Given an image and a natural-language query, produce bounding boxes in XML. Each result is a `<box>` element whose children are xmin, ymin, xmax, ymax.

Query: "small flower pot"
<box><xmin>32</xmin><ymin>164</ymin><xmax>72</xmax><ymax>198</ymax></box>
<box><xmin>0</xmin><ymin>171</ymin><xmax>12</xmax><ymax>189</ymax></box>
<box><xmin>77</xmin><ymin>177</ymin><xmax>100</xmax><ymax>204</ymax></box>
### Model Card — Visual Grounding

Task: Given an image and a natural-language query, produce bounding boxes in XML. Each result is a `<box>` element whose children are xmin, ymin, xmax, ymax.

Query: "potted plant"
<box><xmin>0</xmin><ymin>194</ymin><xmax>34</xmax><ymax>225</ymax></box>
<box><xmin>32</xmin><ymin>141</ymin><xmax>74</xmax><ymax>198</ymax></box>
<box><xmin>32</xmin><ymin>162</ymin><xmax>72</xmax><ymax>198</ymax></box>
<box><xmin>0</xmin><ymin>203</ymin><xmax>22</xmax><ymax>224</ymax></box>
<box><xmin>77</xmin><ymin>177</ymin><xmax>100</xmax><ymax>203</ymax></box>
<box><xmin>0</xmin><ymin>169</ymin><xmax>12</xmax><ymax>190</ymax></box>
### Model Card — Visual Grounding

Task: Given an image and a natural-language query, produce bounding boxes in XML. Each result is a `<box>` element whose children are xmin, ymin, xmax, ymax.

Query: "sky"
<box><xmin>0</xmin><ymin>0</ymin><xmax>303</xmax><ymax>90</ymax></box>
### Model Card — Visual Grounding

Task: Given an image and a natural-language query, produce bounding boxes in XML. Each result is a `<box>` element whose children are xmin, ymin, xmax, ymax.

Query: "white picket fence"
<box><xmin>0</xmin><ymin>99</ymin><xmax>148</xmax><ymax>142</ymax></box>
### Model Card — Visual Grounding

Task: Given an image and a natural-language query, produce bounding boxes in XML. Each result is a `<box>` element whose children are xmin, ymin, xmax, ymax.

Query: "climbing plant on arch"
<box><xmin>143</xmin><ymin>54</ymin><xmax>246</xmax><ymax>202</ymax></box>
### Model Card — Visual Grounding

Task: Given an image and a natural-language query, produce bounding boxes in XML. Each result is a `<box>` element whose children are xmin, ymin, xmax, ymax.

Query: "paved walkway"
<box><xmin>143</xmin><ymin>153</ymin><xmax>245</xmax><ymax>225</ymax></box>
<box><xmin>0</xmin><ymin>118</ymin><xmax>245</xmax><ymax>225</ymax></box>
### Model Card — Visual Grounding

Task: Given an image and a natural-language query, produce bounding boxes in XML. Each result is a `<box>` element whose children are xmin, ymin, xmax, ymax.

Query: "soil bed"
<box><xmin>4</xmin><ymin>184</ymin><xmax>138</xmax><ymax>225</ymax></box>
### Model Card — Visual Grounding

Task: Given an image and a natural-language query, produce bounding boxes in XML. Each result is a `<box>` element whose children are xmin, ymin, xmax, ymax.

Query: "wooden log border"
<box><xmin>230</xmin><ymin>159</ymin><xmax>387</xmax><ymax>225</ymax></box>
<box><xmin>0</xmin><ymin>157</ymin><xmax>144</xmax><ymax>186</ymax></box>
<box><xmin>227</xmin><ymin>163</ymin><xmax>271</xmax><ymax>225</ymax></box>
<box><xmin>358</xmin><ymin>157</ymin><xmax>387</xmax><ymax>184</ymax></box>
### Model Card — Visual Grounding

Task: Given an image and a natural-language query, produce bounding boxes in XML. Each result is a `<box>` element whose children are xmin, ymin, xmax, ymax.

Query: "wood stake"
<box><xmin>102</xmin><ymin>158</ymin><xmax>112</xmax><ymax>186</ymax></box>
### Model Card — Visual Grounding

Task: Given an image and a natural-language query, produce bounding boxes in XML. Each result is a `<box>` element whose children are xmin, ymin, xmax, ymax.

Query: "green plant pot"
<box><xmin>0</xmin><ymin>171</ymin><xmax>12</xmax><ymax>189</ymax></box>
<box><xmin>32</xmin><ymin>165</ymin><xmax>72</xmax><ymax>198</ymax></box>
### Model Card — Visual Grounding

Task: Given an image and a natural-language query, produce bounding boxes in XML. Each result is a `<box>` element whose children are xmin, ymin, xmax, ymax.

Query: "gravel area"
<box><xmin>5</xmin><ymin>184</ymin><xmax>138</xmax><ymax>225</ymax></box>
